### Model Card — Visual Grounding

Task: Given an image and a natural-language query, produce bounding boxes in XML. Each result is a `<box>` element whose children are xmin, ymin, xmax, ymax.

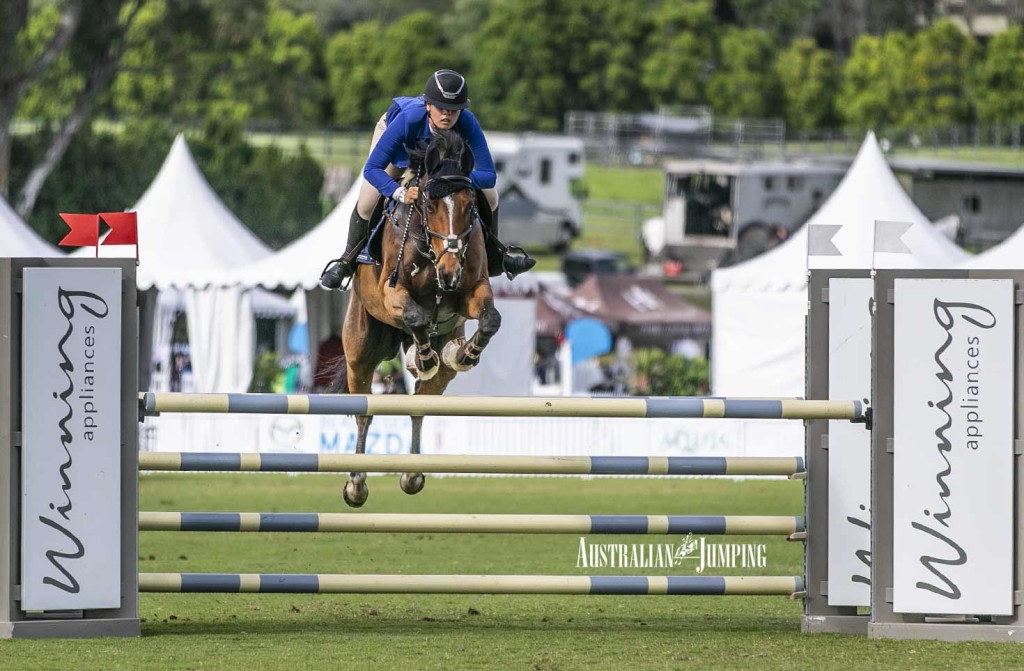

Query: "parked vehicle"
<box><xmin>889</xmin><ymin>157</ymin><xmax>1024</xmax><ymax>249</ymax></box>
<box><xmin>642</xmin><ymin>159</ymin><xmax>845</xmax><ymax>280</ymax></box>
<box><xmin>561</xmin><ymin>248</ymin><xmax>635</xmax><ymax>288</ymax></box>
<box><xmin>488</xmin><ymin>132</ymin><xmax>586</xmax><ymax>251</ymax></box>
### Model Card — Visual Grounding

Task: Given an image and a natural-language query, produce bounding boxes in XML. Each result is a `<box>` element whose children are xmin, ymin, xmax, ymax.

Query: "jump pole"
<box><xmin>138</xmin><ymin>512</ymin><xmax>805</xmax><ymax>536</ymax></box>
<box><xmin>139</xmin><ymin>573</ymin><xmax>805</xmax><ymax>596</ymax></box>
<box><xmin>140</xmin><ymin>392</ymin><xmax>866</xmax><ymax>422</ymax></box>
<box><xmin>138</xmin><ymin>452</ymin><xmax>805</xmax><ymax>477</ymax></box>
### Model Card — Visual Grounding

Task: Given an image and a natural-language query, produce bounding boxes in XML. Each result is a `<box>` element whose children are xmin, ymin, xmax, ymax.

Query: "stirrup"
<box><xmin>501</xmin><ymin>245</ymin><xmax>535</xmax><ymax>280</ymax></box>
<box><xmin>320</xmin><ymin>257</ymin><xmax>354</xmax><ymax>291</ymax></box>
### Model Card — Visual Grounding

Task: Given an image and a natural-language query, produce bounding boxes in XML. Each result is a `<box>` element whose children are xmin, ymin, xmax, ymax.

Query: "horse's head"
<box><xmin>415</xmin><ymin>131</ymin><xmax>477</xmax><ymax>292</ymax></box>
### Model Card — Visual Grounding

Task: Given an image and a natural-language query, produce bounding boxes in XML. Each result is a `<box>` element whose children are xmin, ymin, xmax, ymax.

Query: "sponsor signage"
<box><xmin>21</xmin><ymin>268</ymin><xmax>123</xmax><ymax>610</ymax></box>
<box><xmin>893</xmin><ymin>279</ymin><xmax>1014</xmax><ymax>615</ymax></box>
<box><xmin>827</xmin><ymin>278</ymin><xmax>873</xmax><ymax>607</ymax></box>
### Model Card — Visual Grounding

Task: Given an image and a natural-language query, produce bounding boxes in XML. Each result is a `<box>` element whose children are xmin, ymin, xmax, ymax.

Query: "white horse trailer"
<box><xmin>487</xmin><ymin>133</ymin><xmax>586</xmax><ymax>251</ymax></box>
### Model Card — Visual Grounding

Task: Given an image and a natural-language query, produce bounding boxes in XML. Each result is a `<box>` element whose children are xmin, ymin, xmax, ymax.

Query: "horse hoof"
<box><xmin>441</xmin><ymin>340</ymin><xmax>475</xmax><ymax>372</ymax></box>
<box><xmin>343</xmin><ymin>479</ymin><xmax>369</xmax><ymax>508</ymax></box>
<box><xmin>400</xmin><ymin>472</ymin><xmax>425</xmax><ymax>495</ymax></box>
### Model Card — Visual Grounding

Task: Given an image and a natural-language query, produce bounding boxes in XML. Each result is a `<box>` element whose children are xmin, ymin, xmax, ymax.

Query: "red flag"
<box><xmin>100</xmin><ymin>211</ymin><xmax>138</xmax><ymax>246</ymax></box>
<box><xmin>58</xmin><ymin>213</ymin><xmax>99</xmax><ymax>247</ymax></box>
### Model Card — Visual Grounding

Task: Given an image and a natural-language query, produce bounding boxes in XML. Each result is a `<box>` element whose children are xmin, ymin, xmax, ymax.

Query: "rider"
<box><xmin>320</xmin><ymin>69</ymin><xmax>535</xmax><ymax>290</ymax></box>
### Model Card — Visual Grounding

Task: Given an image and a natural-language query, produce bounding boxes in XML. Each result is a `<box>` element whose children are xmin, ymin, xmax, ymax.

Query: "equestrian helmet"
<box><xmin>424</xmin><ymin>69</ymin><xmax>470</xmax><ymax>110</ymax></box>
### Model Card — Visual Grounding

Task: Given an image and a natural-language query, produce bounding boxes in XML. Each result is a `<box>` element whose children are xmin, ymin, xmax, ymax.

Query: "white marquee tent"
<box><xmin>86</xmin><ymin>133</ymin><xmax>272</xmax><ymax>288</ymax></box>
<box><xmin>710</xmin><ymin>133</ymin><xmax>968</xmax><ymax>399</ymax></box>
<box><xmin>77</xmin><ymin>134</ymin><xmax>278</xmax><ymax>393</ymax></box>
<box><xmin>1</xmin><ymin>195</ymin><xmax>60</xmax><ymax>257</ymax></box>
<box><xmin>958</xmin><ymin>222</ymin><xmax>1024</xmax><ymax>268</ymax></box>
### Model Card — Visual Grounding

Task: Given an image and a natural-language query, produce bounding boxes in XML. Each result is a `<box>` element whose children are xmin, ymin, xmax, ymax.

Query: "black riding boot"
<box><xmin>484</xmin><ymin>207</ymin><xmax>536</xmax><ymax>279</ymax></box>
<box><xmin>320</xmin><ymin>210</ymin><xmax>370</xmax><ymax>290</ymax></box>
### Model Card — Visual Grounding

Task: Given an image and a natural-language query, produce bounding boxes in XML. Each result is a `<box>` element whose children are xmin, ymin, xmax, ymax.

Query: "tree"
<box><xmin>776</xmin><ymin>37</ymin><xmax>840</xmax><ymax>130</ymax></box>
<box><xmin>972</xmin><ymin>25</ymin><xmax>1024</xmax><ymax>124</ymax></box>
<box><xmin>113</xmin><ymin>1</ymin><xmax>326</xmax><ymax>125</ymax></box>
<box><xmin>13</xmin><ymin>0</ymin><xmax>144</xmax><ymax>218</ymax></box>
<box><xmin>324</xmin><ymin>21</ymin><xmax>384</xmax><ymax>126</ymax></box>
<box><xmin>471</xmin><ymin>0</ymin><xmax>582</xmax><ymax>130</ymax></box>
<box><xmin>574</xmin><ymin>0</ymin><xmax>653</xmax><ymax>112</ymax></box>
<box><xmin>706</xmin><ymin>27</ymin><xmax>782</xmax><ymax>119</ymax></box>
<box><xmin>371</xmin><ymin>12</ymin><xmax>462</xmax><ymax>115</ymax></box>
<box><xmin>905</xmin><ymin>20</ymin><xmax>976</xmax><ymax>128</ymax></box>
<box><xmin>725</xmin><ymin>0</ymin><xmax>823</xmax><ymax>45</ymax></box>
<box><xmin>641</xmin><ymin>0</ymin><xmax>718</xmax><ymax>107</ymax></box>
<box><xmin>837</xmin><ymin>32</ymin><xmax>914</xmax><ymax>131</ymax></box>
<box><xmin>0</xmin><ymin>0</ymin><xmax>84</xmax><ymax>197</ymax></box>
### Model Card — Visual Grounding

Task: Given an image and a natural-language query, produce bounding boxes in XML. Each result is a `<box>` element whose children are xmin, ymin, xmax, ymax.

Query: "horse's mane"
<box><xmin>408</xmin><ymin>130</ymin><xmax>468</xmax><ymax>176</ymax></box>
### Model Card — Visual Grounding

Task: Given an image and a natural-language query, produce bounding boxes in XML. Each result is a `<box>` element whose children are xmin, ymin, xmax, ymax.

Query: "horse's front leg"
<box><xmin>398</xmin><ymin>299</ymin><xmax>440</xmax><ymax>381</ymax></box>
<box><xmin>402</xmin><ymin>357</ymin><xmax>457</xmax><ymax>496</ymax></box>
<box><xmin>443</xmin><ymin>282</ymin><xmax>501</xmax><ymax>372</ymax></box>
<box><xmin>400</xmin><ymin>416</ymin><xmax>426</xmax><ymax>495</ymax></box>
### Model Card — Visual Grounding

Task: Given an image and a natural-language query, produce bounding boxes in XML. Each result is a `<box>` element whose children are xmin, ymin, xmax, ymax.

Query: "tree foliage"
<box><xmin>972</xmin><ymin>25</ymin><xmax>1024</xmax><ymax>124</ymax></box>
<box><xmin>7</xmin><ymin>0</ymin><xmax>1024</xmax><ymax>231</ymax></box>
<box><xmin>471</xmin><ymin>0</ymin><xmax>585</xmax><ymax>130</ymax></box>
<box><xmin>836</xmin><ymin>32</ymin><xmax>914</xmax><ymax>131</ymax></box>
<box><xmin>11</xmin><ymin>118</ymin><xmax>323</xmax><ymax>248</ymax></box>
<box><xmin>904</xmin><ymin>20</ymin><xmax>976</xmax><ymax>128</ymax></box>
<box><xmin>776</xmin><ymin>38</ymin><xmax>840</xmax><ymax>130</ymax></box>
<box><xmin>324</xmin><ymin>20</ymin><xmax>384</xmax><ymax>127</ymax></box>
<box><xmin>641</xmin><ymin>0</ymin><xmax>717</xmax><ymax>107</ymax></box>
<box><xmin>706</xmin><ymin>27</ymin><xmax>781</xmax><ymax>119</ymax></box>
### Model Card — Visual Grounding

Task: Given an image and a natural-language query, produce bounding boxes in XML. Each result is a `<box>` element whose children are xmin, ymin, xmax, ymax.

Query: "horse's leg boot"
<box><xmin>321</xmin><ymin>210</ymin><xmax>370</xmax><ymax>290</ymax></box>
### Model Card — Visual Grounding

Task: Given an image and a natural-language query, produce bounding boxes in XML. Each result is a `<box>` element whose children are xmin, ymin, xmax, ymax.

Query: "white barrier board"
<box><xmin>893</xmin><ymin>279</ymin><xmax>1013</xmax><ymax>615</ymax></box>
<box><xmin>21</xmin><ymin>268</ymin><xmax>122</xmax><ymax>610</ymax></box>
<box><xmin>827</xmin><ymin>278</ymin><xmax>873</xmax><ymax>606</ymax></box>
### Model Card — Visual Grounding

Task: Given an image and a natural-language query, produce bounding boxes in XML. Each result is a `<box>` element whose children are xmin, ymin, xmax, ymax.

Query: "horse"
<box><xmin>338</xmin><ymin>130</ymin><xmax>500</xmax><ymax>507</ymax></box>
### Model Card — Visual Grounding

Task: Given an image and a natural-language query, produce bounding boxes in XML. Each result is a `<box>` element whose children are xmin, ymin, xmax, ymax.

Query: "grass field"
<box><xmin>2</xmin><ymin>474</ymin><xmax>1019</xmax><ymax>670</ymax></box>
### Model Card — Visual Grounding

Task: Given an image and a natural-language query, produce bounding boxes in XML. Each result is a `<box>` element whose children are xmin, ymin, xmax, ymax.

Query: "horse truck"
<box><xmin>642</xmin><ymin>160</ymin><xmax>846</xmax><ymax>281</ymax></box>
<box><xmin>486</xmin><ymin>133</ymin><xmax>586</xmax><ymax>252</ymax></box>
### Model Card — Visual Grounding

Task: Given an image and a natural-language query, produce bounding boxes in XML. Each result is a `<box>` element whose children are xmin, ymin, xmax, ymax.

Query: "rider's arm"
<box><xmin>459</xmin><ymin>112</ymin><xmax>497</xmax><ymax>191</ymax></box>
<box><xmin>363</xmin><ymin>120</ymin><xmax>408</xmax><ymax>200</ymax></box>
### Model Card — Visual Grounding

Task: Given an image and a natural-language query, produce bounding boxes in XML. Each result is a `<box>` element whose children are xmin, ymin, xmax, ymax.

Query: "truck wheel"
<box><xmin>735</xmin><ymin>223</ymin><xmax>774</xmax><ymax>262</ymax></box>
<box><xmin>550</xmin><ymin>222</ymin><xmax>575</xmax><ymax>253</ymax></box>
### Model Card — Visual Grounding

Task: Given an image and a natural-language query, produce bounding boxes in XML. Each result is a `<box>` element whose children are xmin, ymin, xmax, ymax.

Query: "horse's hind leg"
<box><xmin>341</xmin><ymin>298</ymin><xmax>390</xmax><ymax>508</ymax></box>
<box><xmin>401</xmin><ymin>338</ymin><xmax>458</xmax><ymax>496</ymax></box>
<box><xmin>342</xmin><ymin>356</ymin><xmax>374</xmax><ymax>508</ymax></box>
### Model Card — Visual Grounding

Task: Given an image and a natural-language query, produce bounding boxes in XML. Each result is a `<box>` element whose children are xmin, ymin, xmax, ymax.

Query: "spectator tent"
<box><xmin>1</xmin><ymin>195</ymin><xmax>60</xmax><ymax>257</ymax></box>
<box><xmin>80</xmin><ymin>134</ymin><xmax>276</xmax><ymax>393</ymax></box>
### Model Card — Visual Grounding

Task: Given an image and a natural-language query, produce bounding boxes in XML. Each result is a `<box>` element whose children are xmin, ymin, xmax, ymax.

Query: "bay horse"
<box><xmin>339</xmin><ymin>130</ymin><xmax>500</xmax><ymax>507</ymax></box>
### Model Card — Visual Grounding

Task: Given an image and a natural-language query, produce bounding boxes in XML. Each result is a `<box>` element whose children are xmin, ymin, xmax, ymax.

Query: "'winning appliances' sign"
<box><xmin>893</xmin><ymin>279</ymin><xmax>1014</xmax><ymax>615</ymax></box>
<box><xmin>21</xmin><ymin>268</ymin><xmax>122</xmax><ymax>610</ymax></box>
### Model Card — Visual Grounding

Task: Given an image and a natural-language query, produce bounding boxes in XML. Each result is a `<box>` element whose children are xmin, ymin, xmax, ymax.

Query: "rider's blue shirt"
<box><xmin>363</xmin><ymin>96</ymin><xmax>497</xmax><ymax>199</ymax></box>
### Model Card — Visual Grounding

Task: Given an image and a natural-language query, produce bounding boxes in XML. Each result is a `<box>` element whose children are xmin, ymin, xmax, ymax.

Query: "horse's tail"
<box><xmin>320</xmin><ymin>351</ymin><xmax>349</xmax><ymax>393</ymax></box>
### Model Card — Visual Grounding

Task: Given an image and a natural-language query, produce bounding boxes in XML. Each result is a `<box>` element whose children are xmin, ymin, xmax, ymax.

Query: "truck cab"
<box><xmin>643</xmin><ymin>160</ymin><xmax>844</xmax><ymax>279</ymax></box>
<box><xmin>487</xmin><ymin>133</ymin><xmax>586</xmax><ymax>251</ymax></box>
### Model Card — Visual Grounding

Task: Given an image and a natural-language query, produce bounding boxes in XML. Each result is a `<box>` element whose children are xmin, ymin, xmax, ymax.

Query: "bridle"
<box><xmin>413</xmin><ymin>160</ymin><xmax>477</xmax><ymax>292</ymax></box>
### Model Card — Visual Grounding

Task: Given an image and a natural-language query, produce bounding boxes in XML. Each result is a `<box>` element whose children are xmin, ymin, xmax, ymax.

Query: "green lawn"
<box><xmin>2</xmin><ymin>475</ymin><xmax>1019</xmax><ymax>670</ymax></box>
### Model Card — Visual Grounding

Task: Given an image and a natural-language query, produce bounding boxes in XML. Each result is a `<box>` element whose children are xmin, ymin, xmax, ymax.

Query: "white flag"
<box><xmin>874</xmin><ymin>220</ymin><xmax>913</xmax><ymax>254</ymax></box>
<box><xmin>808</xmin><ymin>224</ymin><xmax>842</xmax><ymax>256</ymax></box>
